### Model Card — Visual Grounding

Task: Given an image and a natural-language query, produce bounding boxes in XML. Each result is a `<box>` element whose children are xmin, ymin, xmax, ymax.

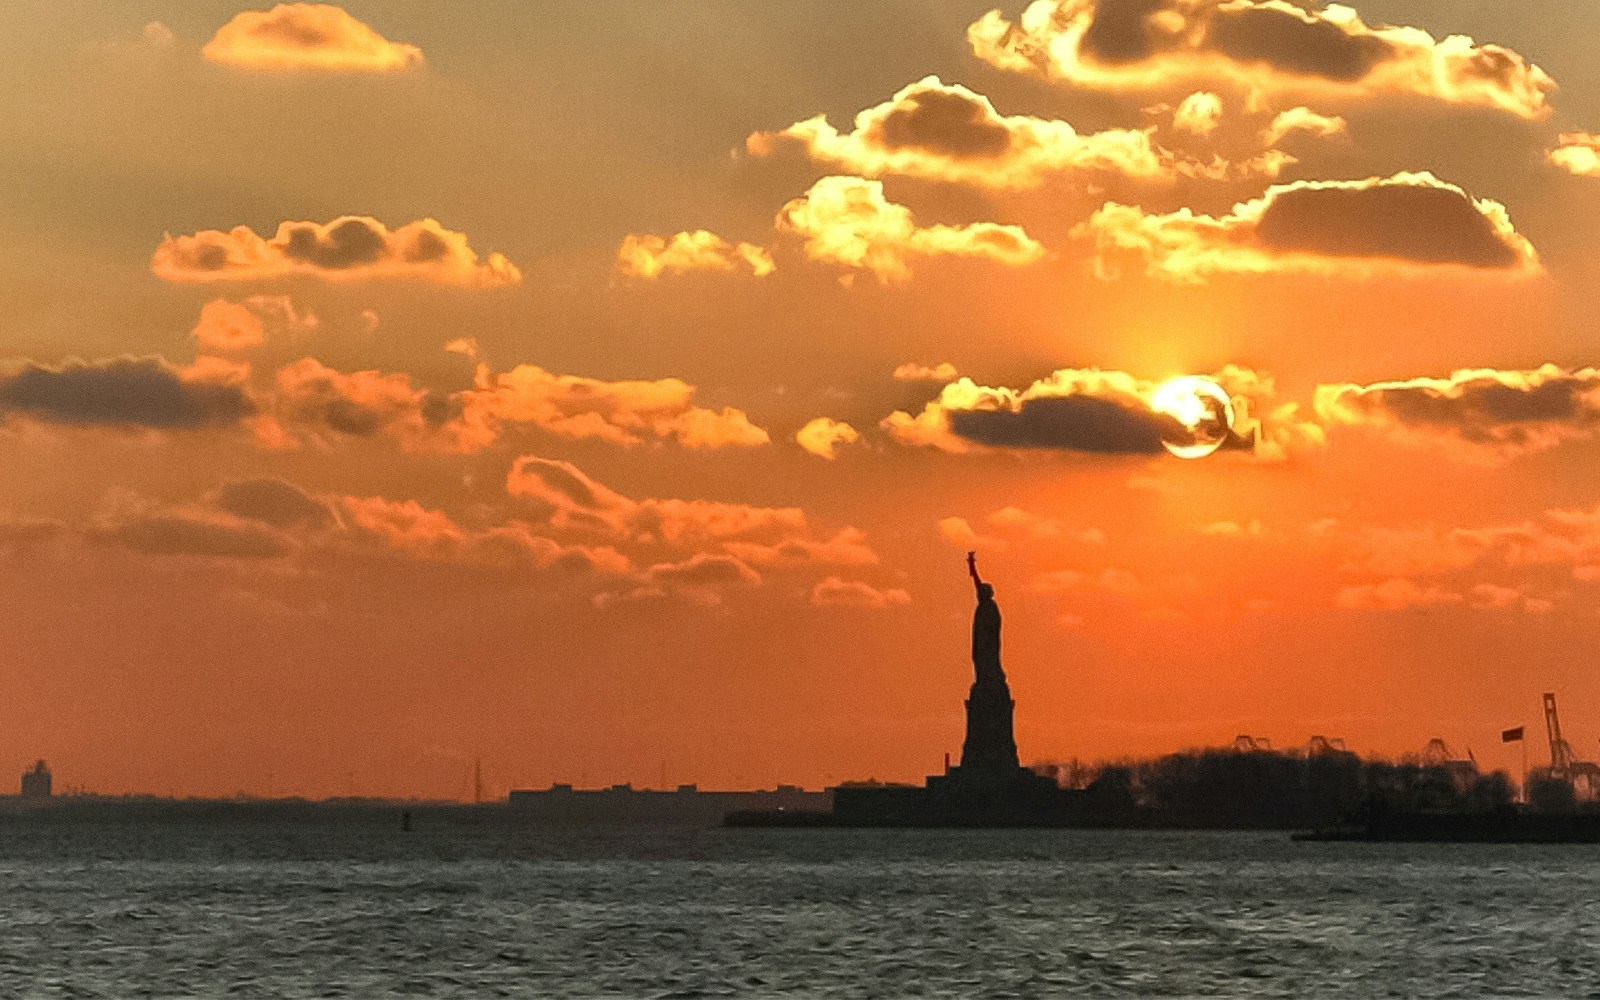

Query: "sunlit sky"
<box><xmin>6</xmin><ymin>1</ymin><xmax>1600</xmax><ymax>799</ymax></box>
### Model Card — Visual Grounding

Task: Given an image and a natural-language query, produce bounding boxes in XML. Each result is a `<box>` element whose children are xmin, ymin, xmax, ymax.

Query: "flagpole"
<box><xmin>1521</xmin><ymin>736</ymin><xmax>1528</xmax><ymax>804</ymax></box>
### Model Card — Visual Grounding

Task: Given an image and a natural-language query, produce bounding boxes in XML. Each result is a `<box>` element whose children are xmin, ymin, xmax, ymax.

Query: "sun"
<box><xmin>1150</xmin><ymin>376</ymin><xmax>1235</xmax><ymax>459</ymax></box>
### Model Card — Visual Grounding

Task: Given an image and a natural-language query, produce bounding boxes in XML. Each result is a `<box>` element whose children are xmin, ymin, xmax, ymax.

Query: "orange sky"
<box><xmin>5</xmin><ymin>1</ymin><xmax>1600</xmax><ymax>799</ymax></box>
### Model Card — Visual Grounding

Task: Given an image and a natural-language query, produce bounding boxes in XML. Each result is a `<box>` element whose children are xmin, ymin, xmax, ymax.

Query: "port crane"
<box><xmin>1541</xmin><ymin>693</ymin><xmax>1600</xmax><ymax>799</ymax></box>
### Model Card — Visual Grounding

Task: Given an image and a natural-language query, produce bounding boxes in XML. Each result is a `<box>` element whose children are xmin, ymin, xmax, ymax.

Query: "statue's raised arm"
<box><xmin>967</xmin><ymin>550</ymin><xmax>982</xmax><ymax>591</ymax></box>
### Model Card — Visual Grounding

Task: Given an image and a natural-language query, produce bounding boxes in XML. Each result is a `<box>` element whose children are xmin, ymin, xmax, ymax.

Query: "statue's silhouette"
<box><xmin>968</xmin><ymin>551</ymin><xmax>1002</xmax><ymax>684</ymax></box>
<box><xmin>959</xmin><ymin>552</ymin><xmax>1021</xmax><ymax>776</ymax></box>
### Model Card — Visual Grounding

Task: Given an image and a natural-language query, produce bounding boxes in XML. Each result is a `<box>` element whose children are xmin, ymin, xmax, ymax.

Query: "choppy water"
<box><xmin>2</xmin><ymin>806</ymin><xmax>1599</xmax><ymax>998</ymax></box>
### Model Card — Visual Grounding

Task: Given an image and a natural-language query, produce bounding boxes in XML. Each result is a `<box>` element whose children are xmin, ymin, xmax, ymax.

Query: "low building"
<box><xmin>20</xmin><ymin>760</ymin><xmax>51</xmax><ymax>802</ymax></box>
<box><xmin>507</xmin><ymin>783</ymin><xmax>829</xmax><ymax>824</ymax></box>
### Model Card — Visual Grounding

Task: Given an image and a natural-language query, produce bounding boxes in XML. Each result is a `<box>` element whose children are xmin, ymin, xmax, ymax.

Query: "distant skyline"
<box><xmin>5</xmin><ymin>2</ymin><xmax>1600</xmax><ymax>799</ymax></box>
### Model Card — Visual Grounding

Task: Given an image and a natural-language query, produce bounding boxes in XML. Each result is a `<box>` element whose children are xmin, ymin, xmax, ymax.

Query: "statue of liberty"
<box><xmin>958</xmin><ymin>552</ymin><xmax>1020</xmax><ymax>775</ymax></box>
<box><xmin>967</xmin><ymin>550</ymin><xmax>1003</xmax><ymax>685</ymax></box>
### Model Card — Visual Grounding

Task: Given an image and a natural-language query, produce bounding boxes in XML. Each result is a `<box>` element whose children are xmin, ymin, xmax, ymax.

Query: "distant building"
<box><xmin>507</xmin><ymin>783</ymin><xmax>828</xmax><ymax>824</ymax></box>
<box><xmin>20</xmin><ymin>760</ymin><xmax>51</xmax><ymax>802</ymax></box>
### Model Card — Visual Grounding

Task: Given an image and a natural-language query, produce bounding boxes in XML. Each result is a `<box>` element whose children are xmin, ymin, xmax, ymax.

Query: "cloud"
<box><xmin>203</xmin><ymin>3</ymin><xmax>423</xmax><ymax>72</ymax></box>
<box><xmin>795</xmin><ymin>417</ymin><xmax>861</xmax><ymax>459</ymax></box>
<box><xmin>809</xmin><ymin>576</ymin><xmax>911</xmax><ymax>609</ymax></box>
<box><xmin>191</xmin><ymin>296</ymin><xmax>317</xmax><ymax>354</ymax></box>
<box><xmin>722</xmin><ymin>528</ymin><xmax>880</xmax><ymax>568</ymax></box>
<box><xmin>968</xmin><ymin>0</ymin><xmax>1554</xmax><ymax>119</ymax></box>
<box><xmin>192</xmin><ymin>299</ymin><xmax>266</xmax><ymax>353</ymax></box>
<box><xmin>1199</xmin><ymin>518</ymin><xmax>1264</xmax><ymax>537</ymax></box>
<box><xmin>776</xmin><ymin>176</ymin><xmax>1045</xmax><ymax>283</ymax></box>
<box><xmin>646</xmin><ymin>552</ymin><xmax>761</xmax><ymax>588</ymax></box>
<box><xmin>1262</xmin><ymin>106</ymin><xmax>1347</xmax><ymax>145</ymax></box>
<box><xmin>885</xmin><ymin>370</ymin><xmax>1176</xmax><ymax>454</ymax></box>
<box><xmin>893</xmin><ymin>362</ymin><xmax>960</xmax><ymax>382</ymax></box>
<box><xmin>0</xmin><ymin>517</ymin><xmax>67</xmax><ymax>552</ymax></box>
<box><xmin>1075</xmin><ymin>172</ymin><xmax>1538</xmax><ymax>282</ymax></box>
<box><xmin>615</xmin><ymin>231</ymin><xmax>774</xmax><ymax>279</ymax></box>
<box><xmin>209</xmin><ymin>478</ymin><xmax>334</xmax><ymax>529</ymax></box>
<box><xmin>455</xmin><ymin>363</ymin><xmax>769</xmax><ymax>451</ymax></box>
<box><xmin>88</xmin><ymin>21</ymin><xmax>176</xmax><ymax>59</ymax></box>
<box><xmin>594</xmin><ymin>553</ymin><xmax>763</xmax><ymax>608</ymax></box>
<box><xmin>886</xmin><ymin>365</ymin><xmax>1317</xmax><ymax>459</ymax></box>
<box><xmin>153</xmin><ymin>217</ymin><xmax>520</xmax><ymax>286</ymax></box>
<box><xmin>987</xmin><ymin>506</ymin><xmax>1105</xmax><ymax>544</ymax></box>
<box><xmin>256</xmin><ymin>356</ymin><xmax>768</xmax><ymax>453</ymax></box>
<box><xmin>1335</xmin><ymin>577</ymin><xmax>1461</xmax><ymax>611</ymax></box>
<box><xmin>1314</xmin><ymin>365</ymin><xmax>1600</xmax><ymax>458</ymax></box>
<box><xmin>1319</xmin><ymin>504</ymin><xmax>1600</xmax><ymax>618</ymax></box>
<box><xmin>97</xmin><ymin>511</ymin><xmax>296</xmax><ymax>560</ymax></box>
<box><xmin>0</xmin><ymin>356</ymin><xmax>252</xmax><ymax>430</ymax></box>
<box><xmin>506</xmin><ymin>455</ymin><xmax>879</xmax><ymax>582</ymax></box>
<box><xmin>506</xmin><ymin>456</ymin><xmax>883</xmax><ymax>605</ymax></box>
<box><xmin>506</xmin><ymin>455</ymin><xmax>811</xmax><ymax>545</ymax></box>
<box><xmin>335</xmin><ymin>495</ymin><xmax>631</xmax><ymax>577</ymax></box>
<box><xmin>1549</xmin><ymin>132</ymin><xmax>1600</xmax><ymax>178</ymax></box>
<box><xmin>750</xmin><ymin>76</ymin><xmax>1166</xmax><ymax>189</ymax></box>
<box><xmin>1172</xmin><ymin>91</ymin><xmax>1222</xmax><ymax>136</ymax></box>
<box><xmin>273</xmin><ymin>357</ymin><xmax>433</xmax><ymax>441</ymax></box>
<box><xmin>938</xmin><ymin>516</ymin><xmax>1005</xmax><ymax>552</ymax></box>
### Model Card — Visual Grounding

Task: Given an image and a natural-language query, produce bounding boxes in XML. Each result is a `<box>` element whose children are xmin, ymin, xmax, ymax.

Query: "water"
<box><xmin>2</xmin><ymin>806</ymin><xmax>1599</xmax><ymax>997</ymax></box>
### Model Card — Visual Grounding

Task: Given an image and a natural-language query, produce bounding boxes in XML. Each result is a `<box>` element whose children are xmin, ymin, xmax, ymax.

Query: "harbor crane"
<box><xmin>1541</xmin><ymin>693</ymin><xmax>1600</xmax><ymax>799</ymax></box>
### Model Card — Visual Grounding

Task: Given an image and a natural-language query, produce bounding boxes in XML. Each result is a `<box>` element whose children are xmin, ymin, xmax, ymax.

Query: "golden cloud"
<box><xmin>723</xmin><ymin>528</ymin><xmax>879</xmax><ymax>568</ymax></box>
<box><xmin>1549</xmin><ymin>132</ymin><xmax>1600</xmax><ymax>178</ymax></box>
<box><xmin>968</xmin><ymin>0</ymin><xmax>1554</xmax><ymax>119</ymax></box>
<box><xmin>893</xmin><ymin>362</ymin><xmax>960</xmax><ymax>382</ymax></box>
<box><xmin>334</xmin><ymin>495</ymin><xmax>631</xmax><ymax>577</ymax></box>
<box><xmin>1262</xmin><ymin>106</ymin><xmax>1347</xmax><ymax>146</ymax></box>
<box><xmin>191</xmin><ymin>296</ymin><xmax>317</xmax><ymax>354</ymax></box>
<box><xmin>505</xmin><ymin>455</ymin><xmax>885</xmax><ymax>606</ymax></box>
<box><xmin>1314</xmin><ymin>365</ymin><xmax>1600</xmax><ymax>458</ymax></box>
<box><xmin>258</xmin><ymin>357</ymin><xmax>769</xmax><ymax>453</ymax></box>
<box><xmin>455</xmin><ymin>364</ymin><xmax>769</xmax><ymax>451</ymax></box>
<box><xmin>506</xmin><ymin>455</ymin><xmax>809</xmax><ymax>546</ymax></box>
<box><xmin>1335</xmin><ymin>577</ymin><xmax>1461</xmax><ymax>611</ymax></box>
<box><xmin>153</xmin><ymin>216</ymin><xmax>520</xmax><ymax>286</ymax></box>
<box><xmin>204</xmin><ymin>3</ymin><xmax>423</xmax><ymax>72</ymax></box>
<box><xmin>750</xmin><ymin>76</ymin><xmax>1167</xmax><ymax>189</ymax></box>
<box><xmin>809</xmin><ymin>576</ymin><xmax>911</xmax><ymax>609</ymax></box>
<box><xmin>615</xmin><ymin>230</ymin><xmax>775</xmax><ymax>279</ymax></box>
<box><xmin>777</xmin><ymin>176</ymin><xmax>1045</xmax><ymax>283</ymax></box>
<box><xmin>795</xmin><ymin>417</ymin><xmax>861</xmax><ymax>459</ymax></box>
<box><xmin>1172</xmin><ymin>90</ymin><xmax>1223</xmax><ymax>136</ymax></box>
<box><xmin>1074</xmin><ymin>172</ymin><xmax>1538</xmax><ymax>282</ymax></box>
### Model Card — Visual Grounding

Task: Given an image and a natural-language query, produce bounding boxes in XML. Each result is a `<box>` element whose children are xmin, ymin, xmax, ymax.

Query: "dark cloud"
<box><xmin>211</xmin><ymin>479</ymin><xmax>333</xmax><ymax>529</ymax></box>
<box><xmin>0</xmin><ymin>518</ymin><xmax>66</xmax><ymax>550</ymax></box>
<box><xmin>971</xmin><ymin>0</ymin><xmax>1554</xmax><ymax>119</ymax></box>
<box><xmin>281</xmin><ymin>218</ymin><xmax>386</xmax><ymax>269</ymax></box>
<box><xmin>1205</xmin><ymin>4</ymin><xmax>1393</xmax><ymax>82</ymax></box>
<box><xmin>0</xmin><ymin>356</ymin><xmax>252</xmax><ymax>429</ymax></box>
<box><xmin>102</xmin><ymin>514</ymin><xmax>294</xmax><ymax>559</ymax></box>
<box><xmin>949</xmin><ymin>395</ymin><xmax>1177</xmax><ymax>453</ymax></box>
<box><xmin>1074</xmin><ymin>0</ymin><xmax>1393</xmax><ymax>80</ymax></box>
<box><xmin>1254</xmin><ymin>182</ymin><xmax>1522</xmax><ymax>268</ymax></box>
<box><xmin>1079</xmin><ymin>0</ymin><xmax>1166</xmax><ymax>63</ymax></box>
<box><xmin>1317</xmin><ymin>368</ymin><xmax>1600</xmax><ymax>452</ymax></box>
<box><xmin>647</xmin><ymin>553</ymin><xmax>761</xmax><ymax>588</ymax></box>
<box><xmin>867</xmin><ymin>86</ymin><xmax>1013</xmax><ymax>157</ymax></box>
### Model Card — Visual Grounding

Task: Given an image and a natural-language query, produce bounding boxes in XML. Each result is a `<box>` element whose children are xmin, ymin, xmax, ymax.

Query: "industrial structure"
<box><xmin>1530</xmin><ymin>692</ymin><xmax>1600</xmax><ymax>803</ymax></box>
<box><xmin>20</xmin><ymin>760</ymin><xmax>51</xmax><ymax>802</ymax></box>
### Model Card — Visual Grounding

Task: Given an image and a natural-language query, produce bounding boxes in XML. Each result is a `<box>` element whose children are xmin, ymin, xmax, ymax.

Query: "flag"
<box><xmin>1502</xmin><ymin>726</ymin><xmax>1524</xmax><ymax>743</ymax></box>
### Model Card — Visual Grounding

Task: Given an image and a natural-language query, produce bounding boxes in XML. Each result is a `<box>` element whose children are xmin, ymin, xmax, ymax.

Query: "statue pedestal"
<box><xmin>958</xmin><ymin>679</ymin><xmax>1020</xmax><ymax>775</ymax></box>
